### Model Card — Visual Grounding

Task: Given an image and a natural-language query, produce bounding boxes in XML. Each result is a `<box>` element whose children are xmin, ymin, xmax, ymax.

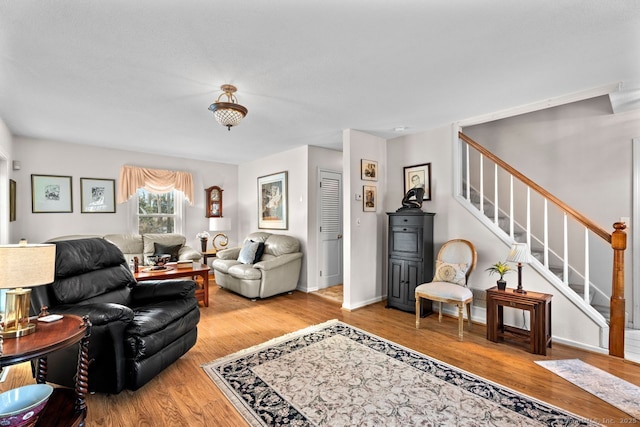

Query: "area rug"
<box><xmin>535</xmin><ymin>359</ymin><xmax>640</xmax><ymax>420</ymax></box>
<box><xmin>202</xmin><ymin>320</ymin><xmax>597</xmax><ymax>426</ymax></box>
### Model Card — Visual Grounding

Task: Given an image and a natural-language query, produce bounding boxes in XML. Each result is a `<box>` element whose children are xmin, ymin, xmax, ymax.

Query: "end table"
<box><xmin>0</xmin><ymin>314</ymin><xmax>91</xmax><ymax>427</ymax></box>
<box><xmin>486</xmin><ymin>286</ymin><xmax>552</xmax><ymax>355</ymax></box>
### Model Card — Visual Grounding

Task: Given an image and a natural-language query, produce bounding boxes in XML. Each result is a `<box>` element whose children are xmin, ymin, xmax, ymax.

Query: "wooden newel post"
<box><xmin>609</xmin><ymin>222</ymin><xmax>627</xmax><ymax>357</ymax></box>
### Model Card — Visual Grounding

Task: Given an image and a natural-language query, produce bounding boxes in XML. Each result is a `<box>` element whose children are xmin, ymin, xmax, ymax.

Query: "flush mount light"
<box><xmin>393</xmin><ymin>126</ymin><xmax>407</xmax><ymax>132</ymax></box>
<box><xmin>208</xmin><ymin>84</ymin><xmax>248</xmax><ymax>131</ymax></box>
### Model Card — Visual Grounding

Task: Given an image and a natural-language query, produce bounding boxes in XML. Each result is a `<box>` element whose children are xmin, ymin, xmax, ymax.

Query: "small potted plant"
<box><xmin>486</xmin><ymin>261</ymin><xmax>512</xmax><ymax>290</ymax></box>
<box><xmin>196</xmin><ymin>231</ymin><xmax>210</xmax><ymax>252</ymax></box>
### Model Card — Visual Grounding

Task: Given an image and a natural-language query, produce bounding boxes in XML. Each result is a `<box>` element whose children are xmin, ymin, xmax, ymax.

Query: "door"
<box><xmin>318</xmin><ymin>169</ymin><xmax>343</xmax><ymax>289</ymax></box>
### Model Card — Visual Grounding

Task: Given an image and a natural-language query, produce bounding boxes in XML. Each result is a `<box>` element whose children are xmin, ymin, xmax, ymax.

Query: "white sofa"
<box><xmin>47</xmin><ymin>233</ymin><xmax>201</xmax><ymax>265</ymax></box>
<box><xmin>212</xmin><ymin>232</ymin><xmax>303</xmax><ymax>299</ymax></box>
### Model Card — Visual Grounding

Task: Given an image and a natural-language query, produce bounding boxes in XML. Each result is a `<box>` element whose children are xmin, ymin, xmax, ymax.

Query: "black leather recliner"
<box><xmin>30</xmin><ymin>238</ymin><xmax>200</xmax><ymax>394</ymax></box>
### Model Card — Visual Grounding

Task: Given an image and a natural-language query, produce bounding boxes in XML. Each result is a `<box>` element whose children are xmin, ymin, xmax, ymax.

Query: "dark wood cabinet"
<box><xmin>386</xmin><ymin>211</ymin><xmax>435</xmax><ymax>313</ymax></box>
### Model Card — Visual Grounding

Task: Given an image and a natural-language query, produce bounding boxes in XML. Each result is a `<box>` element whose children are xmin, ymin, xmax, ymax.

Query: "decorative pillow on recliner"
<box><xmin>433</xmin><ymin>260</ymin><xmax>468</xmax><ymax>286</ymax></box>
<box><xmin>238</xmin><ymin>240</ymin><xmax>261</xmax><ymax>264</ymax></box>
<box><xmin>154</xmin><ymin>243</ymin><xmax>181</xmax><ymax>262</ymax></box>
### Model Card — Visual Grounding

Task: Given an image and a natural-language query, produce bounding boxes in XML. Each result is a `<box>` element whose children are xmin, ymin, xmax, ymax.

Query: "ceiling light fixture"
<box><xmin>208</xmin><ymin>84</ymin><xmax>248</xmax><ymax>131</ymax></box>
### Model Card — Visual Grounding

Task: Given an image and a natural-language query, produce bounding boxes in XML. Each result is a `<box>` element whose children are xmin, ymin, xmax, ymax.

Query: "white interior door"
<box><xmin>318</xmin><ymin>169</ymin><xmax>343</xmax><ymax>289</ymax></box>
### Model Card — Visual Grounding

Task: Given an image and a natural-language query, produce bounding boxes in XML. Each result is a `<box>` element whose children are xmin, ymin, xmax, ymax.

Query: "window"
<box><xmin>136</xmin><ymin>188</ymin><xmax>184</xmax><ymax>234</ymax></box>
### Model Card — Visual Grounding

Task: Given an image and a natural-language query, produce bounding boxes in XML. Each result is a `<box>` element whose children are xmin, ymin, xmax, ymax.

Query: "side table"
<box><xmin>202</xmin><ymin>250</ymin><xmax>217</xmax><ymax>265</ymax></box>
<box><xmin>486</xmin><ymin>287</ymin><xmax>552</xmax><ymax>355</ymax></box>
<box><xmin>0</xmin><ymin>314</ymin><xmax>91</xmax><ymax>427</ymax></box>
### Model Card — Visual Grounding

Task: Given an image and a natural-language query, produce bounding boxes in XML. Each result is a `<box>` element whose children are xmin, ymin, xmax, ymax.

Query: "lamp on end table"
<box><xmin>506</xmin><ymin>243</ymin><xmax>532</xmax><ymax>294</ymax></box>
<box><xmin>209</xmin><ymin>217</ymin><xmax>231</xmax><ymax>251</ymax></box>
<box><xmin>0</xmin><ymin>242</ymin><xmax>56</xmax><ymax>352</ymax></box>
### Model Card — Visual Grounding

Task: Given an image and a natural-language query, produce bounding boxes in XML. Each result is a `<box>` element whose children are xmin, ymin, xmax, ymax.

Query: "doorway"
<box><xmin>317</xmin><ymin>169</ymin><xmax>343</xmax><ymax>293</ymax></box>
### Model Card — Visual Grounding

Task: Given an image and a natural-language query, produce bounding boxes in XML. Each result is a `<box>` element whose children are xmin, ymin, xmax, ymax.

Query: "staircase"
<box><xmin>468</xmin><ymin>186</ymin><xmax>610</xmax><ymax>320</ymax></box>
<box><xmin>456</xmin><ymin>131</ymin><xmax>627</xmax><ymax>356</ymax></box>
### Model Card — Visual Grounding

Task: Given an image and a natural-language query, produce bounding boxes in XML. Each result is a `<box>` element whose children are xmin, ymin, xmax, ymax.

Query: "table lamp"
<box><xmin>0</xmin><ymin>243</ymin><xmax>56</xmax><ymax>340</ymax></box>
<box><xmin>209</xmin><ymin>217</ymin><xmax>231</xmax><ymax>251</ymax></box>
<box><xmin>506</xmin><ymin>243</ymin><xmax>532</xmax><ymax>294</ymax></box>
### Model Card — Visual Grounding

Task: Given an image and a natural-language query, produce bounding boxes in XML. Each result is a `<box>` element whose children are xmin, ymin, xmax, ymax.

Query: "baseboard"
<box><xmin>342</xmin><ymin>295</ymin><xmax>385</xmax><ymax>311</ymax></box>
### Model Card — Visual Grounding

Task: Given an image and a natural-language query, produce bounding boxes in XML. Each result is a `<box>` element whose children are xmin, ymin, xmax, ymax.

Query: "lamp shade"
<box><xmin>209</xmin><ymin>217</ymin><xmax>231</xmax><ymax>232</ymax></box>
<box><xmin>0</xmin><ymin>244</ymin><xmax>56</xmax><ymax>289</ymax></box>
<box><xmin>506</xmin><ymin>243</ymin><xmax>532</xmax><ymax>264</ymax></box>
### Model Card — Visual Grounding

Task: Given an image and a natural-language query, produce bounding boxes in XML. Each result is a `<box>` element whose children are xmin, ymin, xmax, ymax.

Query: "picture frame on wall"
<box><xmin>361</xmin><ymin>159</ymin><xmax>378</xmax><ymax>181</ymax></box>
<box><xmin>363</xmin><ymin>185</ymin><xmax>376</xmax><ymax>212</ymax></box>
<box><xmin>80</xmin><ymin>178</ymin><xmax>116</xmax><ymax>213</ymax></box>
<box><xmin>258</xmin><ymin>171</ymin><xmax>288</xmax><ymax>229</ymax></box>
<box><xmin>403</xmin><ymin>163</ymin><xmax>432</xmax><ymax>201</ymax></box>
<box><xmin>31</xmin><ymin>174</ymin><xmax>73</xmax><ymax>213</ymax></box>
<box><xmin>9</xmin><ymin>179</ymin><xmax>15</xmax><ymax>221</ymax></box>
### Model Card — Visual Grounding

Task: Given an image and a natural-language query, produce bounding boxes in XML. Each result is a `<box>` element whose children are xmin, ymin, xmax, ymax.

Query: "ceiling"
<box><xmin>0</xmin><ymin>1</ymin><xmax>638</xmax><ymax>164</ymax></box>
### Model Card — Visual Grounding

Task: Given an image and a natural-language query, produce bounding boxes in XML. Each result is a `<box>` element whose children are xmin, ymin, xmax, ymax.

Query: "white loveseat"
<box><xmin>47</xmin><ymin>233</ymin><xmax>202</xmax><ymax>265</ymax></box>
<box><xmin>212</xmin><ymin>232</ymin><xmax>303</xmax><ymax>299</ymax></box>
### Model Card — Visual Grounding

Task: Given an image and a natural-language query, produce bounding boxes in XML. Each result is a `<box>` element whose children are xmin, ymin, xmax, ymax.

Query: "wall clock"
<box><xmin>205</xmin><ymin>186</ymin><xmax>223</xmax><ymax>218</ymax></box>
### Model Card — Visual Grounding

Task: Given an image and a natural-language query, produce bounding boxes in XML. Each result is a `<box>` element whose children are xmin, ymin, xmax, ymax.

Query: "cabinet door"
<box><xmin>405</xmin><ymin>259</ymin><xmax>424</xmax><ymax>307</ymax></box>
<box><xmin>389</xmin><ymin>227</ymin><xmax>424</xmax><ymax>260</ymax></box>
<box><xmin>388</xmin><ymin>258</ymin><xmax>404</xmax><ymax>307</ymax></box>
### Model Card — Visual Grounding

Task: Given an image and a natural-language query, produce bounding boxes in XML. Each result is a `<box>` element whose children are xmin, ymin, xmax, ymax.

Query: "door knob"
<box><xmin>337</xmin><ymin>234</ymin><xmax>343</xmax><ymax>239</ymax></box>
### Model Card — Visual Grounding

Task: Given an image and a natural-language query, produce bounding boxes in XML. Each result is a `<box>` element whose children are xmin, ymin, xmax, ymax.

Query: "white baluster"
<box><xmin>584</xmin><ymin>228</ymin><xmax>590</xmax><ymax>302</ymax></box>
<box><xmin>563</xmin><ymin>213</ymin><xmax>569</xmax><ymax>285</ymax></box>
<box><xmin>543</xmin><ymin>199</ymin><xmax>549</xmax><ymax>268</ymax></box>
<box><xmin>479</xmin><ymin>155</ymin><xmax>484</xmax><ymax>214</ymax></box>
<box><xmin>494</xmin><ymin>164</ymin><xmax>499</xmax><ymax>225</ymax></box>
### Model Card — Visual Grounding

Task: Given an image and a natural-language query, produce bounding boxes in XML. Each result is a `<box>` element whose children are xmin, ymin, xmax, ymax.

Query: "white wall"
<box><xmin>237</xmin><ymin>145</ymin><xmax>309</xmax><ymax>290</ymax></box>
<box><xmin>343</xmin><ymin>129</ymin><xmax>387</xmax><ymax>310</ymax></box>
<box><xmin>11</xmin><ymin>137</ymin><xmax>239</xmax><ymax>252</ymax></box>
<box><xmin>0</xmin><ymin>118</ymin><xmax>12</xmax><ymax>244</ymax></box>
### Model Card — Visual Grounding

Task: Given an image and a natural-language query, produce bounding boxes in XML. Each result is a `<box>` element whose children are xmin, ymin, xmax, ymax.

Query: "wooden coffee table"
<box><xmin>134</xmin><ymin>263</ymin><xmax>210</xmax><ymax>307</ymax></box>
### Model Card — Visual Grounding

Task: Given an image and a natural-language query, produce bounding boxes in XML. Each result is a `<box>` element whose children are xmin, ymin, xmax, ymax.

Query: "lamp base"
<box><xmin>514</xmin><ymin>288</ymin><xmax>527</xmax><ymax>294</ymax></box>
<box><xmin>1</xmin><ymin>322</ymin><xmax>36</xmax><ymax>338</ymax></box>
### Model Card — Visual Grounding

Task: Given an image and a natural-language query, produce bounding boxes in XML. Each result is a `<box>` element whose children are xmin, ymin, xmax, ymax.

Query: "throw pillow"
<box><xmin>238</xmin><ymin>240</ymin><xmax>261</xmax><ymax>264</ymax></box>
<box><xmin>253</xmin><ymin>241</ymin><xmax>265</xmax><ymax>263</ymax></box>
<box><xmin>154</xmin><ymin>243</ymin><xmax>182</xmax><ymax>262</ymax></box>
<box><xmin>433</xmin><ymin>260</ymin><xmax>468</xmax><ymax>286</ymax></box>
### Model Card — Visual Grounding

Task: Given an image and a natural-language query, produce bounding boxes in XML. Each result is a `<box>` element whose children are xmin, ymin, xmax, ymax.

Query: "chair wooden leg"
<box><xmin>458</xmin><ymin>304</ymin><xmax>464</xmax><ymax>340</ymax></box>
<box><xmin>415</xmin><ymin>297</ymin><xmax>421</xmax><ymax>328</ymax></box>
<box><xmin>438</xmin><ymin>302</ymin><xmax>443</xmax><ymax>322</ymax></box>
<box><xmin>466</xmin><ymin>303</ymin><xmax>472</xmax><ymax>330</ymax></box>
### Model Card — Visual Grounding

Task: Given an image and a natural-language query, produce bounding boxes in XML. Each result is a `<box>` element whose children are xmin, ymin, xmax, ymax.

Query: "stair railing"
<box><xmin>459</xmin><ymin>131</ymin><xmax>627</xmax><ymax>357</ymax></box>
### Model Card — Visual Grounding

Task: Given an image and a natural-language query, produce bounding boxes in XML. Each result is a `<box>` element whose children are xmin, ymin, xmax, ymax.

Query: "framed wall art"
<box><xmin>403</xmin><ymin>163</ymin><xmax>432</xmax><ymax>201</ymax></box>
<box><xmin>361</xmin><ymin>159</ymin><xmax>378</xmax><ymax>181</ymax></box>
<box><xmin>9</xmin><ymin>179</ymin><xmax>16</xmax><ymax>221</ymax></box>
<box><xmin>363</xmin><ymin>185</ymin><xmax>376</xmax><ymax>212</ymax></box>
<box><xmin>80</xmin><ymin>178</ymin><xmax>116</xmax><ymax>213</ymax></box>
<box><xmin>31</xmin><ymin>174</ymin><xmax>73</xmax><ymax>213</ymax></box>
<box><xmin>258</xmin><ymin>171</ymin><xmax>288</xmax><ymax>229</ymax></box>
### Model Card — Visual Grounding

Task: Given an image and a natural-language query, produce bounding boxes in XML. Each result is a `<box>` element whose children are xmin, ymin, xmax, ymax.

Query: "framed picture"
<box><xmin>403</xmin><ymin>163</ymin><xmax>432</xmax><ymax>201</ymax></box>
<box><xmin>31</xmin><ymin>174</ymin><xmax>73</xmax><ymax>213</ymax></box>
<box><xmin>361</xmin><ymin>159</ymin><xmax>378</xmax><ymax>181</ymax></box>
<box><xmin>80</xmin><ymin>178</ymin><xmax>116</xmax><ymax>213</ymax></box>
<box><xmin>363</xmin><ymin>185</ymin><xmax>376</xmax><ymax>212</ymax></box>
<box><xmin>258</xmin><ymin>171</ymin><xmax>288</xmax><ymax>229</ymax></box>
<box><xmin>9</xmin><ymin>179</ymin><xmax>16</xmax><ymax>221</ymax></box>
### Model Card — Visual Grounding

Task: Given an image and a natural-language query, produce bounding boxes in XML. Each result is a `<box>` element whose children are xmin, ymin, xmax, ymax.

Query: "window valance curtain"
<box><xmin>117</xmin><ymin>165</ymin><xmax>194</xmax><ymax>205</ymax></box>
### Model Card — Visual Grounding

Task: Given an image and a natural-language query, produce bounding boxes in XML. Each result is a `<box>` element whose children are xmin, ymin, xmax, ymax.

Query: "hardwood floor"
<box><xmin>2</xmin><ymin>284</ymin><xmax>640</xmax><ymax>426</ymax></box>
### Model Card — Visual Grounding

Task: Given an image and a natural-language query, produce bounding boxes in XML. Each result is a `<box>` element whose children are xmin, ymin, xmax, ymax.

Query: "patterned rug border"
<box><xmin>202</xmin><ymin>319</ymin><xmax>598</xmax><ymax>426</ymax></box>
